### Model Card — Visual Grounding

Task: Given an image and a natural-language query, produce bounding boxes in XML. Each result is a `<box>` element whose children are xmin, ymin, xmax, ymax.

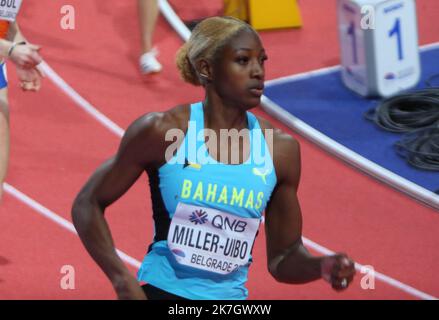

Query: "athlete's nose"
<box><xmin>251</xmin><ymin>59</ymin><xmax>265</xmax><ymax>80</ymax></box>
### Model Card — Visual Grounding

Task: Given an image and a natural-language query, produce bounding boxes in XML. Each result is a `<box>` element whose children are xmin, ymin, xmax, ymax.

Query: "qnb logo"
<box><xmin>189</xmin><ymin>209</ymin><xmax>208</xmax><ymax>225</ymax></box>
<box><xmin>211</xmin><ymin>215</ymin><xmax>247</xmax><ymax>233</ymax></box>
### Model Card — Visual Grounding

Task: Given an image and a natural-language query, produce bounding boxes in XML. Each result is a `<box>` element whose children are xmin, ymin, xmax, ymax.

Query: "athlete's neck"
<box><xmin>203</xmin><ymin>94</ymin><xmax>248</xmax><ymax>131</ymax></box>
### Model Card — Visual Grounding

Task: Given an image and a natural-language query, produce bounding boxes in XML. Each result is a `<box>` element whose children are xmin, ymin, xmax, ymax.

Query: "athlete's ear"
<box><xmin>197</xmin><ymin>59</ymin><xmax>213</xmax><ymax>84</ymax></box>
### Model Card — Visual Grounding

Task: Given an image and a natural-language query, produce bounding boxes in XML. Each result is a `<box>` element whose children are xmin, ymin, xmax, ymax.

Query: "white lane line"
<box><xmin>158</xmin><ymin>0</ymin><xmax>191</xmax><ymax>41</ymax></box>
<box><xmin>265</xmin><ymin>41</ymin><xmax>439</xmax><ymax>87</ymax></box>
<box><xmin>3</xmin><ymin>183</ymin><xmax>141</xmax><ymax>269</ymax></box>
<box><xmin>266</xmin><ymin>65</ymin><xmax>341</xmax><ymax>87</ymax></box>
<box><xmin>260</xmin><ymin>95</ymin><xmax>439</xmax><ymax>210</ymax></box>
<box><xmin>37</xmin><ymin>62</ymin><xmax>124</xmax><ymax>138</ymax></box>
<box><xmin>261</xmin><ymin>43</ymin><xmax>439</xmax><ymax>210</ymax></box>
<box><xmin>303</xmin><ymin>238</ymin><xmax>437</xmax><ymax>300</ymax></box>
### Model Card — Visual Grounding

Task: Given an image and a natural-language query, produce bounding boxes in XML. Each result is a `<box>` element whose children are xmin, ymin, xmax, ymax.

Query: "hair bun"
<box><xmin>176</xmin><ymin>44</ymin><xmax>201</xmax><ymax>86</ymax></box>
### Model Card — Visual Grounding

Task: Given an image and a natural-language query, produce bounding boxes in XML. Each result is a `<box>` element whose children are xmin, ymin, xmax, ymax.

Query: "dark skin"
<box><xmin>72</xmin><ymin>29</ymin><xmax>356</xmax><ymax>300</ymax></box>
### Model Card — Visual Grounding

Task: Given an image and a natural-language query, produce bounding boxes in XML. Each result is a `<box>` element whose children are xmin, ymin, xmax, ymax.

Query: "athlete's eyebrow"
<box><xmin>235</xmin><ymin>48</ymin><xmax>266</xmax><ymax>54</ymax></box>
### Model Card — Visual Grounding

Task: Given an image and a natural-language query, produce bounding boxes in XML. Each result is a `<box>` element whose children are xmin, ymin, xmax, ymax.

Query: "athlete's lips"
<box><xmin>249</xmin><ymin>84</ymin><xmax>264</xmax><ymax>97</ymax></box>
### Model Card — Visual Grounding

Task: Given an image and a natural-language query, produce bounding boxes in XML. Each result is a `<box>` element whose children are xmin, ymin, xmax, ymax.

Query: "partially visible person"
<box><xmin>0</xmin><ymin>16</ymin><xmax>44</xmax><ymax>201</ymax></box>
<box><xmin>138</xmin><ymin>0</ymin><xmax>162</xmax><ymax>75</ymax></box>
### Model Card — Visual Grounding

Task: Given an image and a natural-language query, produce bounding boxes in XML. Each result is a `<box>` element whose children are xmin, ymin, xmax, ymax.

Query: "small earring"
<box><xmin>200</xmin><ymin>74</ymin><xmax>210</xmax><ymax>83</ymax></box>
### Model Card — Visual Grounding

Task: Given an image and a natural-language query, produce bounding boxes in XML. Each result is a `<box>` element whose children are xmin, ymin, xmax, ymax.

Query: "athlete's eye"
<box><xmin>260</xmin><ymin>55</ymin><xmax>268</xmax><ymax>65</ymax></box>
<box><xmin>236</xmin><ymin>56</ymin><xmax>249</xmax><ymax>65</ymax></box>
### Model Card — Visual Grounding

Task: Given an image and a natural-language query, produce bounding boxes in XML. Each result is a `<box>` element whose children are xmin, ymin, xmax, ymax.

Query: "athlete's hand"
<box><xmin>321</xmin><ymin>253</ymin><xmax>356</xmax><ymax>291</ymax></box>
<box><xmin>9</xmin><ymin>43</ymin><xmax>42</xmax><ymax>69</ymax></box>
<box><xmin>112</xmin><ymin>272</ymin><xmax>147</xmax><ymax>300</ymax></box>
<box><xmin>16</xmin><ymin>65</ymin><xmax>44</xmax><ymax>92</ymax></box>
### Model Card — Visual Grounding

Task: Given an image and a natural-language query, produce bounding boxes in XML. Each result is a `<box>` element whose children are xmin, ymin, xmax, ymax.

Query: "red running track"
<box><xmin>1</xmin><ymin>0</ymin><xmax>438</xmax><ymax>299</ymax></box>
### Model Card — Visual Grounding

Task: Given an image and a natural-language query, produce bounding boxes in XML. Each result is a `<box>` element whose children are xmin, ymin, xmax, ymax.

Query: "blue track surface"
<box><xmin>265</xmin><ymin>47</ymin><xmax>439</xmax><ymax>193</ymax></box>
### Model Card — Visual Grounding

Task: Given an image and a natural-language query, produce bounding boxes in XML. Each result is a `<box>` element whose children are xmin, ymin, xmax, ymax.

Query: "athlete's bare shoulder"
<box><xmin>128</xmin><ymin>104</ymin><xmax>190</xmax><ymax>136</ymax></box>
<box><xmin>121</xmin><ymin>104</ymin><xmax>191</xmax><ymax>168</ymax></box>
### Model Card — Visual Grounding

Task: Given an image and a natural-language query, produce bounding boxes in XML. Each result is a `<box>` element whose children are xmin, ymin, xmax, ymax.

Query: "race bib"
<box><xmin>168</xmin><ymin>203</ymin><xmax>261</xmax><ymax>275</ymax></box>
<box><xmin>0</xmin><ymin>0</ymin><xmax>23</xmax><ymax>22</ymax></box>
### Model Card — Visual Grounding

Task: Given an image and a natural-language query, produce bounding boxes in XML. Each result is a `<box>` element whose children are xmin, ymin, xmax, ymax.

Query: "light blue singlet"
<box><xmin>137</xmin><ymin>102</ymin><xmax>277</xmax><ymax>300</ymax></box>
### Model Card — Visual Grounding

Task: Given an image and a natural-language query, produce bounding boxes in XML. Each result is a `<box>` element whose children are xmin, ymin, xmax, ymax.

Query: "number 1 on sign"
<box><xmin>389</xmin><ymin>18</ymin><xmax>403</xmax><ymax>61</ymax></box>
<box><xmin>347</xmin><ymin>21</ymin><xmax>358</xmax><ymax>64</ymax></box>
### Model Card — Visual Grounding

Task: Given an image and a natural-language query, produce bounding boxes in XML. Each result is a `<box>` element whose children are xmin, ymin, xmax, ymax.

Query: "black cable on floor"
<box><xmin>366</xmin><ymin>86</ymin><xmax>439</xmax><ymax>171</ymax></box>
<box><xmin>395</xmin><ymin>126</ymin><xmax>439</xmax><ymax>171</ymax></box>
<box><xmin>365</xmin><ymin>88</ymin><xmax>439</xmax><ymax>133</ymax></box>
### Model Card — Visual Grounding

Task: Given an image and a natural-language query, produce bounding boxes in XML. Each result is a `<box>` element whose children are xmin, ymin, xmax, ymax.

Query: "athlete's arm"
<box><xmin>72</xmin><ymin>112</ymin><xmax>171</xmax><ymax>299</ymax></box>
<box><xmin>7</xmin><ymin>21</ymin><xmax>26</xmax><ymax>43</ymax></box>
<box><xmin>0</xmin><ymin>22</ymin><xmax>42</xmax><ymax>69</ymax></box>
<box><xmin>5</xmin><ymin>22</ymin><xmax>44</xmax><ymax>91</ymax></box>
<box><xmin>265</xmin><ymin>133</ymin><xmax>356</xmax><ymax>290</ymax></box>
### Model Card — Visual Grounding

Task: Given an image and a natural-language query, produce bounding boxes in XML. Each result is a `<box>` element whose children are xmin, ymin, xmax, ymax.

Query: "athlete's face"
<box><xmin>212</xmin><ymin>30</ymin><xmax>267</xmax><ymax>109</ymax></box>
